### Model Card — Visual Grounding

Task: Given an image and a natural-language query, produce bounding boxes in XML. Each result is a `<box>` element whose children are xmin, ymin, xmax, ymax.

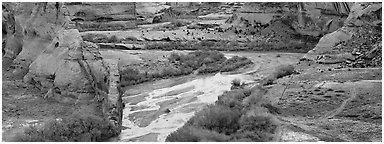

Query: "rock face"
<box><xmin>226</xmin><ymin>2</ymin><xmax>354</xmax><ymax>37</ymax></box>
<box><xmin>24</xmin><ymin>29</ymin><xmax>109</xmax><ymax>101</ymax></box>
<box><xmin>65</xmin><ymin>2</ymin><xmax>137</xmax><ymax>31</ymax></box>
<box><xmin>302</xmin><ymin>2</ymin><xmax>381</xmax><ymax>68</ymax></box>
<box><xmin>2</xmin><ymin>3</ymin><xmax>22</xmax><ymax>70</ymax></box>
<box><xmin>2</xmin><ymin>2</ymin><xmax>124</xmax><ymax>136</ymax></box>
<box><xmin>344</xmin><ymin>2</ymin><xmax>382</xmax><ymax>27</ymax></box>
<box><xmin>4</xmin><ymin>2</ymin><xmax>66</xmax><ymax>79</ymax></box>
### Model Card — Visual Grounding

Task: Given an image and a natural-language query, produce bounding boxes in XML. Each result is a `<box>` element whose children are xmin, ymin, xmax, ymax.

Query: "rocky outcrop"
<box><xmin>2</xmin><ymin>2</ymin><xmax>125</xmax><ymax>137</ymax></box>
<box><xmin>344</xmin><ymin>2</ymin><xmax>382</xmax><ymax>27</ymax></box>
<box><xmin>302</xmin><ymin>27</ymin><xmax>354</xmax><ymax>61</ymax></box>
<box><xmin>3</xmin><ymin>3</ymin><xmax>66</xmax><ymax>79</ymax></box>
<box><xmin>65</xmin><ymin>2</ymin><xmax>137</xmax><ymax>31</ymax></box>
<box><xmin>226</xmin><ymin>2</ymin><xmax>354</xmax><ymax>37</ymax></box>
<box><xmin>24</xmin><ymin>29</ymin><xmax>109</xmax><ymax>101</ymax></box>
<box><xmin>2</xmin><ymin>3</ymin><xmax>23</xmax><ymax>70</ymax></box>
<box><xmin>301</xmin><ymin>2</ymin><xmax>381</xmax><ymax>68</ymax></box>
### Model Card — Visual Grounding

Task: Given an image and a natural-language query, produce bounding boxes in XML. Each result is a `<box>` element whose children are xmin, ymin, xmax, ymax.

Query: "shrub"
<box><xmin>81</xmin><ymin>33</ymin><xmax>109</xmax><ymax>43</ymax></box>
<box><xmin>188</xmin><ymin>104</ymin><xmax>241</xmax><ymax>135</ymax></box>
<box><xmin>166</xmin><ymin>125</ymin><xmax>231</xmax><ymax>142</ymax></box>
<box><xmin>235</xmin><ymin>115</ymin><xmax>278</xmax><ymax>142</ymax></box>
<box><xmin>200</xmin><ymin>40</ymin><xmax>215</xmax><ymax>47</ymax></box>
<box><xmin>108</xmin><ymin>35</ymin><xmax>119</xmax><ymax>43</ymax></box>
<box><xmin>14</xmin><ymin>114</ymin><xmax>118</xmax><ymax>142</ymax></box>
<box><xmin>221</xmin><ymin>56</ymin><xmax>253</xmax><ymax>72</ymax></box>
<box><xmin>198</xmin><ymin>64</ymin><xmax>221</xmax><ymax>74</ymax></box>
<box><xmin>273</xmin><ymin>64</ymin><xmax>294</xmax><ymax>79</ymax></box>
<box><xmin>217</xmin><ymin>89</ymin><xmax>249</xmax><ymax>111</ymax></box>
<box><xmin>260</xmin><ymin>76</ymin><xmax>276</xmax><ymax>86</ymax></box>
<box><xmin>124</xmin><ymin>36</ymin><xmax>138</xmax><ymax>41</ymax></box>
<box><xmin>242</xmin><ymin>86</ymin><xmax>268</xmax><ymax>107</ymax></box>
<box><xmin>231</xmin><ymin>79</ymin><xmax>241</xmax><ymax>87</ymax></box>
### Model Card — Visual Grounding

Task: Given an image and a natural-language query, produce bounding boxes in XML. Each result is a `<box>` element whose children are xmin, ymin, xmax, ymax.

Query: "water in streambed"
<box><xmin>118</xmin><ymin>72</ymin><xmax>255</xmax><ymax>142</ymax></box>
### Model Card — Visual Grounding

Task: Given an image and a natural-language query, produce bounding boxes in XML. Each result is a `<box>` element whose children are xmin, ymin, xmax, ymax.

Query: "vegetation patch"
<box><xmin>261</xmin><ymin>64</ymin><xmax>295</xmax><ymax>86</ymax></box>
<box><xmin>120</xmin><ymin>50</ymin><xmax>253</xmax><ymax>87</ymax></box>
<box><xmin>188</xmin><ymin>104</ymin><xmax>241</xmax><ymax>135</ymax></box>
<box><xmin>14</xmin><ymin>113</ymin><xmax>119</xmax><ymax>142</ymax></box>
<box><xmin>166</xmin><ymin>125</ymin><xmax>231</xmax><ymax>142</ymax></box>
<box><xmin>166</xmin><ymin>82</ymin><xmax>279</xmax><ymax>142</ymax></box>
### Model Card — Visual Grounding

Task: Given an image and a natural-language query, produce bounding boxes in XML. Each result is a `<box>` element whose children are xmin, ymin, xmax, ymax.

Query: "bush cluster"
<box><xmin>120</xmin><ymin>50</ymin><xmax>253</xmax><ymax>87</ymax></box>
<box><xmin>260</xmin><ymin>64</ymin><xmax>295</xmax><ymax>86</ymax></box>
<box><xmin>14</xmin><ymin>114</ymin><xmax>119</xmax><ymax>142</ymax></box>
<box><xmin>166</xmin><ymin>85</ymin><xmax>279</xmax><ymax>142</ymax></box>
<box><xmin>82</xmin><ymin>34</ymin><xmax>123</xmax><ymax>43</ymax></box>
<box><xmin>169</xmin><ymin>51</ymin><xmax>252</xmax><ymax>74</ymax></box>
<box><xmin>144</xmin><ymin>38</ymin><xmax>315</xmax><ymax>53</ymax></box>
<box><xmin>188</xmin><ymin>104</ymin><xmax>241</xmax><ymax>135</ymax></box>
<box><xmin>272</xmin><ymin>64</ymin><xmax>294</xmax><ymax>79</ymax></box>
<box><xmin>166</xmin><ymin>125</ymin><xmax>230</xmax><ymax>142</ymax></box>
<box><xmin>234</xmin><ymin>115</ymin><xmax>277</xmax><ymax>142</ymax></box>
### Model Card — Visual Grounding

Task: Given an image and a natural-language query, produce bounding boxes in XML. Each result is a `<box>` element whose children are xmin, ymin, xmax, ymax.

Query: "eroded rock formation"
<box><xmin>65</xmin><ymin>2</ymin><xmax>137</xmax><ymax>31</ymax></box>
<box><xmin>2</xmin><ymin>2</ymin><xmax>123</xmax><ymax>135</ymax></box>
<box><xmin>302</xmin><ymin>2</ymin><xmax>381</xmax><ymax>68</ymax></box>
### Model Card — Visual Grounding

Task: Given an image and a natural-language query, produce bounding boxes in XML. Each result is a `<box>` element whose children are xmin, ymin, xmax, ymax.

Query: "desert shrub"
<box><xmin>168</xmin><ymin>52</ymin><xmax>183</xmax><ymax>62</ymax></box>
<box><xmin>242</xmin><ymin>86</ymin><xmax>268</xmax><ymax>107</ymax></box>
<box><xmin>260</xmin><ymin>76</ymin><xmax>276</xmax><ymax>86</ymax></box>
<box><xmin>14</xmin><ymin>114</ymin><xmax>118</xmax><ymax>142</ymax></box>
<box><xmin>108</xmin><ymin>35</ymin><xmax>119</xmax><ymax>43</ymax></box>
<box><xmin>272</xmin><ymin>64</ymin><xmax>294</xmax><ymax>79</ymax></box>
<box><xmin>81</xmin><ymin>33</ymin><xmax>109</xmax><ymax>43</ymax></box>
<box><xmin>170</xmin><ymin>19</ymin><xmax>190</xmax><ymax>28</ymax></box>
<box><xmin>221</xmin><ymin>56</ymin><xmax>253</xmax><ymax>72</ymax></box>
<box><xmin>166</xmin><ymin>125</ymin><xmax>231</xmax><ymax>142</ymax></box>
<box><xmin>235</xmin><ymin>115</ymin><xmax>278</xmax><ymax>142</ymax></box>
<box><xmin>261</xmin><ymin>103</ymin><xmax>281</xmax><ymax>115</ymax></box>
<box><xmin>197</xmin><ymin>64</ymin><xmax>221</xmax><ymax>74</ymax></box>
<box><xmin>217</xmin><ymin>89</ymin><xmax>249</xmax><ymax>111</ymax></box>
<box><xmin>200</xmin><ymin>40</ymin><xmax>215</xmax><ymax>47</ymax></box>
<box><xmin>120</xmin><ymin>67</ymin><xmax>148</xmax><ymax>86</ymax></box>
<box><xmin>124</xmin><ymin>36</ymin><xmax>138</xmax><ymax>41</ymax></box>
<box><xmin>188</xmin><ymin>104</ymin><xmax>241</xmax><ymax>135</ymax></box>
<box><xmin>121</xmin><ymin>51</ymin><xmax>252</xmax><ymax>87</ymax></box>
<box><xmin>231</xmin><ymin>79</ymin><xmax>241</xmax><ymax>87</ymax></box>
<box><xmin>172</xmin><ymin>50</ymin><xmax>226</xmax><ymax>71</ymax></box>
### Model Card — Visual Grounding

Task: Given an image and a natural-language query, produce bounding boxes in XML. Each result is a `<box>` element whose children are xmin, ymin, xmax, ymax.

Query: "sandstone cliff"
<box><xmin>2</xmin><ymin>2</ymin><xmax>123</xmax><ymax>138</ymax></box>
